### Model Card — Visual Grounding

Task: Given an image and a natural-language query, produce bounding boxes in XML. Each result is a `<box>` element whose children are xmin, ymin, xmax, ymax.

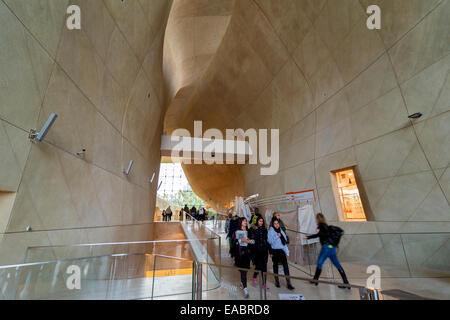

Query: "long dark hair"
<box><xmin>270</xmin><ymin>217</ymin><xmax>280</xmax><ymax>229</ymax></box>
<box><xmin>256</xmin><ymin>216</ymin><xmax>266</xmax><ymax>229</ymax></box>
<box><xmin>238</xmin><ymin>217</ymin><xmax>248</xmax><ymax>230</ymax></box>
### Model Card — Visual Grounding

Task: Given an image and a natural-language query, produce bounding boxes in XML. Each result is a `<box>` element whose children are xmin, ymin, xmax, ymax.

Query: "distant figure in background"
<box><xmin>198</xmin><ymin>206</ymin><xmax>205</xmax><ymax>221</ymax></box>
<box><xmin>190</xmin><ymin>206</ymin><xmax>197</xmax><ymax>220</ymax></box>
<box><xmin>227</xmin><ymin>214</ymin><xmax>240</xmax><ymax>258</ymax></box>
<box><xmin>179</xmin><ymin>209</ymin><xmax>184</xmax><ymax>221</ymax></box>
<box><xmin>250</xmin><ymin>208</ymin><xmax>262</xmax><ymax>226</ymax></box>
<box><xmin>225</xmin><ymin>213</ymin><xmax>232</xmax><ymax>234</ymax></box>
<box><xmin>306</xmin><ymin>213</ymin><xmax>349</xmax><ymax>289</ymax></box>
<box><xmin>268</xmin><ymin>218</ymin><xmax>294</xmax><ymax>290</ymax></box>
<box><xmin>166</xmin><ymin>206</ymin><xmax>173</xmax><ymax>222</ymax></box>
<box><xmin>184</xmin><ymin>205</ymin><xmax>190</xmax><ymax>220</ymax></box>
<box><xmin>162</xmin><ymin>209</ymin><xmax>167</xmax><ymax>222</ymax></box>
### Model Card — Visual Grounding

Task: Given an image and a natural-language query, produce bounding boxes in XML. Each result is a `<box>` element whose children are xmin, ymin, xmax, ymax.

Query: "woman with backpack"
<box><xmin>268</xmin><ymin>218</ymin><xmax>295</xmax><ymax>290</ymax></box>
<box><xmin>306</xmin><ymin>213</ymin><xmax>350</xmax><ymax>289</ymax></box>
<box><xmin>249</xmin><ymin>216</ymin><xmax>270</xmax><ymax>292</ymax></box>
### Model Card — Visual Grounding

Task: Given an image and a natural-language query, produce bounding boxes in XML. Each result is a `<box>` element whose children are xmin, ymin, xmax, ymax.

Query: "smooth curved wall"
<box><xmin>164</xmin><ymin>0</ymin><xmax>449</xmax><ymax>233</ymax></box>
<box><xmin>0</xmin><ymin>0</ymin><xmax>172</xmax><ymax>265</ymax></box>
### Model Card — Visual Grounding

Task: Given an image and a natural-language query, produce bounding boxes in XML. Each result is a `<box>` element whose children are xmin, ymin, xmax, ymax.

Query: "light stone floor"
<box><xmin>17</xmin><ymin>233</ymin><xmax>449</xmax><ymax>300</ymax></box>
<box><xmin>153</xmin><ymin>234</ymin><xmax>450</xmax><ymax>300</ymax></box>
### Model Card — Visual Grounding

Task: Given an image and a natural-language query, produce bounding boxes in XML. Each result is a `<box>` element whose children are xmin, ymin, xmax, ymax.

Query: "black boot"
<box><xmin>286</xmin><ymin>278</ymin><xmax>295</xmax><ymax>290</ymax></box>
<box><xmin>337</xmin><ymin>269</ymin><xmax>350</xmax><ymax>289</ymax></box>
<box><xmin>311</xmin><ymin>268</ymin><xmax>321</xmax><ymax>286</ymax></box>
<box><xmin>274</xmin><ymin>276</ymin><xmax>280</xmax><ymax>288</ymax></box>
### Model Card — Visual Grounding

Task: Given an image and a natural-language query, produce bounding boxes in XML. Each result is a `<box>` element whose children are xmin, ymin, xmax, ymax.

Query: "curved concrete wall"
<box><xmin>0</xmin><ymin>0</ymin><xmax>172</xmax><ymax>264</ymax></box>
<box><xmin>1</xmin><ymin>0</ymin><xmax>449</xmax><ymax>265</ymax></box>
<box><xmin>164</xmin><ymin>0</ymin><xmax>449</xmax><ymax>233</ymax></box>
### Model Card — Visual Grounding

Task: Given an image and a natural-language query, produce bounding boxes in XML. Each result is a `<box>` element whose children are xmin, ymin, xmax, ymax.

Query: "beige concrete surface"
<box><xmin>0</xmin><ymin>0</ymin><xmax>449</xmax><ymax>296</ymax></box>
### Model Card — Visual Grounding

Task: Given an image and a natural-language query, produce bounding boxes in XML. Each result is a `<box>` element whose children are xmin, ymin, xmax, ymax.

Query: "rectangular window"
<box><xmin>332</xmin><ymin>168</ymin><xmax>367</xmax><ymax>221</ymax></box>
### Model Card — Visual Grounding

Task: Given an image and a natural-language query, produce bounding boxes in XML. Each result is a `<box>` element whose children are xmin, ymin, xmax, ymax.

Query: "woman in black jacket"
<box><xmin>249</xmin><ymin>216</ymin><xmax>270</xmax><ymax>291</ymax></box>
<box><xmin>306</xmin><ymin>213</ymin><xmax>350</xmax><ymax>289</ymax></box>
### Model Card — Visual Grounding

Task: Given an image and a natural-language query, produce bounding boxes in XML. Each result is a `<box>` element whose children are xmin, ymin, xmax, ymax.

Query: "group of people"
<box><xmin>162</xmin><ymin>204</ymin><xmax>211</xmax><ymax>222</ymax></box>
<box><xmin>182</xmin><ymin>204</ymin><xmax>208</xmax><ymax>221</ymax></box>
<box><xmin>226</xmin><ymin>210</ymin><xmax>350</xmax><ymax>298</ymax></box>
<box><xmin>161</xmin><ymin>206</ymin><xmax>173</xmax><ymax>221</ymax></box>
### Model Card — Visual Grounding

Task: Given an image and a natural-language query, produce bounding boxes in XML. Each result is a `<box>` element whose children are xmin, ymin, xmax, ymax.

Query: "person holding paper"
<box><xmin>232</xmin><ymin>217</ymin><xmax>254</xmax><ymax>298</ymax></box>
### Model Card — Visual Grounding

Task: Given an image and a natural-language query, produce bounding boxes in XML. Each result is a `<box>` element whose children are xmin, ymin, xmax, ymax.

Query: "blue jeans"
<box><xmin>317</xmin><ymin>245</ymin><xmax>343</xmax><ymax>271</ymax></box>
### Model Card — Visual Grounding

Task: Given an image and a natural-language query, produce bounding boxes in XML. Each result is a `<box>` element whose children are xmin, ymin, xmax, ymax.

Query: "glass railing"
<box><xmin>285</xmin><ymin>229</ymin><xmax>450</xmax><ymax>280</ymax></box>
<box><xmin>152</xmin><ymin>258</ymin><xmax>378</xmax><ymax>300</ymax></box>
<box><xmin>181</xmin><ymin>213</ymin><xmax>222</xmax><ymax>291</ymax></box>
<box><xmin>24</xmin><ymin>239</ymin><xmax>207</xmax><ymax>264</ymax></box>
<box><xmin>1</xmin><ymin>251</ymin><xmax>442</xmax><ymax>300</ymax></box>
<box><xmin>0</xmin><ymin>253</ymin><xmax>195</xmax><ymax>300</ymax></box>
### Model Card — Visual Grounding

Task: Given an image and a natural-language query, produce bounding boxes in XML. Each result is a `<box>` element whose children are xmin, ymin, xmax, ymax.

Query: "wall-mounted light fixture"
<box><xmin>29</xmin><ymin>113</ymin><xmax>58</xmax><ymax>142</ymax></box>
<box><xmin>408</xmin><ymin>112</ymin><xmax>423</xmax><ymax>119</ymax></box>
<box><xmin>123</xmin><ymin>160</ymin><xmax>134</xmax><ymax>176</ymax></box>
<box><xmin>149</xmin><ymin>172</ymin><xmax>156</xmax><ymax>183</ymax></box>
<box><xmin>76</xmin><ymin>148</ymin><xmax>87</xmax><ymax>157</ymax></box>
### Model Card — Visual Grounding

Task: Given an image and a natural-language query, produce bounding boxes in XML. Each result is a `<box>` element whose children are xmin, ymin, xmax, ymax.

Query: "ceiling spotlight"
<box><xmin>29</xmin><ymin>113</ymin><xmax>58</xmax><ymax>142</ymax></box>
<box><xmin>408</xmin><ymin>112</ymin><xmax>423</xmax><ymax>119</ymax></box>
<box><xmin>123</xmin><ymin>160</ymin><xmax>134</xmax><ymax>176</ymax></box>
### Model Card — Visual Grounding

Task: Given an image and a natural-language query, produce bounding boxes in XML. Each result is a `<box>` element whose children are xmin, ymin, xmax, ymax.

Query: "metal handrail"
<box><xmin>183</xmin><ymin>212</ymin><xmax>221</xmax><ymax>239</ymax></box>
<box><xmin>0</xmin><ymin>251</ymin><xmax>378</xmax><ymax>299</ymax></box>
<box><xmin>286</xmin><ymin>228</ymin><xmax>450</xmax><ymax>236</ymax></box>
<box><xmin>26</xmin><ymin>238</ymin><xmax>217</xmax><ymax>250</ymax></box>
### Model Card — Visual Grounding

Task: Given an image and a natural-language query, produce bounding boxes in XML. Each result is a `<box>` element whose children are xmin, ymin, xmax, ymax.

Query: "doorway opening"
<box><xmin>331</xmin><ymin>168</ymin><xmax>367</xmax><ymax>222</ymax></box>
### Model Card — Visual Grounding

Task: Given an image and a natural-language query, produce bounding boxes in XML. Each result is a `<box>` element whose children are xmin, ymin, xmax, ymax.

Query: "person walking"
<box><xmin>198</xmin><ymin>206</ymin><xmax>205</xmax><ymax>221</ymax></box>
<box><xmin>162</xmin><ymin>209</ymin><xmax>166</xmax><ymax>222</ymax></box>
<box><xmin>166</xmin><ymin>206</ymin><xmax>173</xmax><ymax>222</ymax></box>
<box><xmin>306</xmin><ymin>213</ymin><xmax>350</xmax><ymax>289</ymax></box>
<box><xmin>272</xmin><ymin>212</ymin><xmax>287</xmax><ymax>233</ymax></box>
<box><xmin>179</xmin><ymin>209</ymin><xmax>184</xmax><ymax>221</ymax></box>
<box><xmin>227</xmin><ymin>214</ymin><xmax>239</xmax><ymax>258</ymax></box>
<box><xmin>268</xmin><ymin>218</ymin><xmax>295</xmax><ymax>290</ymax></box>
<box><xmin>249</xmin><ymin>216</ymin><xmax>270</xmax><ymax>291</ymax></box>
<box><xmin>225</xmin><ymin>213</ymin><xmax>232</xmax><ymax>234</ymax></box>
<box><xmin>232</xmin><ymin>217</ymin><xmax>254</xmax><ymax>298</ymax></box>
<box><xmin>184</xmin><ymin>205</ymin><xmax>190</xmax><ymax>220</ymax></box>
<box><xmin>190</xmin><ymin>206</ymin><xmax>197</xmax><ymax>220</ymax></box>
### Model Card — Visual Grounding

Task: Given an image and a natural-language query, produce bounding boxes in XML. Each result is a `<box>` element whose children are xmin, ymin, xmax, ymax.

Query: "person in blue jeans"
<box><xmin>306</xmin><ymin>213</ymin><xmax>350</xmax><ymax>289</ymax></box>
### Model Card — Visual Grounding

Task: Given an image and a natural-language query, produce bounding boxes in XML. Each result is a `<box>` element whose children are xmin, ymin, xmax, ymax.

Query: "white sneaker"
<box><xmin>244</xmin><ymin>287</ymin><xmax>249</xmax><ymax>299</ymax></box>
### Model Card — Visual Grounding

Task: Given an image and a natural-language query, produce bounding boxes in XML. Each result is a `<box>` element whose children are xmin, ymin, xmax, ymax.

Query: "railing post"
<box><xmin>193</xmin><ymin>261</ymin><xmax>203</xmax><ymax>300</ymax></box>
<box><xmin>359</xmin><ymin>287</ymin><xmax>383</xmax><ymax>300</ymax></box>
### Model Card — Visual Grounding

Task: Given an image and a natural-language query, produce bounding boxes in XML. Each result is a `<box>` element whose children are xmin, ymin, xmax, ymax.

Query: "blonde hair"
<box><xmin>316</xmin><ymin>213</ymin><xmax>328</xmax><ymax>225</ymax></box>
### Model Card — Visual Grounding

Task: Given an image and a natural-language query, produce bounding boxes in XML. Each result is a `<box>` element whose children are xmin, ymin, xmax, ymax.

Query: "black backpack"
<box><xmin>327</xmin><ymin>225</ymin><xmax>344</xmax><ymax>247</ymax></box>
